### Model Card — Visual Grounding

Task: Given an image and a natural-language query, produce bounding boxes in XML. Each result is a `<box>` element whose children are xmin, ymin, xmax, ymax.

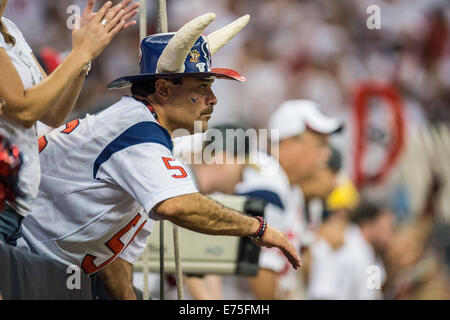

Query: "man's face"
<box><xmin>300</xmin><ymin>167</ymin><xmax>338</xmax><ymax>201</ymax></box>
<box><xmin>165</xmin><ymin>77</ymin><xmax>217</xmax><ymax>134</ymax></box>
<box><xmin>279</xmin><ymin>130</ymin><xmax>331</xmax><ymax>185</ymax></box>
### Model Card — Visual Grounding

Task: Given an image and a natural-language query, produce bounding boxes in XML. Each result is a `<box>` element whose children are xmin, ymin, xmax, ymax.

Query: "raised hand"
<box><xmin>72</xmin><ymin>0</ymin><xmax>140</xmax><ymax>61</ymax></box>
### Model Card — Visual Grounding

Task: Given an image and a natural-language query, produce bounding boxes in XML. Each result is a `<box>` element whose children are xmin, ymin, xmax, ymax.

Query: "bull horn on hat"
<box><xmin>207</xmin><ymin>14</ymin><xmax>250</xmax><ymax>55</ymax></box>
<box><xmin>156</xmin><ymin>13</ymin><xmax>250</xmax><ymax>74</ymax></box>
<box><xmin>156</xmin><ymin>13</ymin><xmax>216</xmax><ymax>74</ymax></box>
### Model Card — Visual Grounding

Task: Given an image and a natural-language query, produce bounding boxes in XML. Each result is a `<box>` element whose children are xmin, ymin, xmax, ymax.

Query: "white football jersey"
<box><xmin>308</xmin><ymin>225</ymin><xmax>386</xmax><ymax>300</ymax></box>
<box><xmin>222</xmin><ymin>152</ymin><xmax>305</xmax><ymax>299</ymax></box>
<box><xmin>235</xmin><ymin>152</ymin><xmax>304</xmax><ymax>273</ymax></box>
<box><xmin>21</xmin><ymin>96</ymin><xmax>198</xmax><ymax>274</ymax></box>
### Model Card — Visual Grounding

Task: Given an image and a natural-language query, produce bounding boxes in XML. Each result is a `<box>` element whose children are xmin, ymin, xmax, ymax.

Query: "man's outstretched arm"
<box><xmin>154</xmin><ymin>192</ymin><xmax>301</xmax><ymax>270</ymax></box>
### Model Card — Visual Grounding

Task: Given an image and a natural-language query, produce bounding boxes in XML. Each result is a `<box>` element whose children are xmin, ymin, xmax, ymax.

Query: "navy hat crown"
<box><xmin>139</xmin><ymin>33</ymin><xmax>212</xmax><ymax>76</ymax></box>
<box><xmin>107</xmin><ymin>13</ymin><xmax>250</xmax><ymax>89</ymax></box>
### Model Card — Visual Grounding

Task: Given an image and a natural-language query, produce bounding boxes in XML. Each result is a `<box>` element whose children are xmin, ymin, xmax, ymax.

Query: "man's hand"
<box><xmin>252</xmin><ymin>225</ymin><xmax>301</xmax><ymax>270</ymax></box>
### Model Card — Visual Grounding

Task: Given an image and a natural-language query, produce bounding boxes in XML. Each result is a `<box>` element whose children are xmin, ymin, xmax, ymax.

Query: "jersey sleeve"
<box><xmin>96</xmin><ymin>141</ymin><xmax>198</xmax><ymax>218</ymax></box>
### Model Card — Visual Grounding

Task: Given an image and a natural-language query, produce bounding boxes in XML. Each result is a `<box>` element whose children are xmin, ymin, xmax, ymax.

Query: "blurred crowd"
<box><xmin>5</xmin><ymin>0</ymin><xmax>449</xmax><ymax>173</ymax></box>
<box><xmin>6</xmin><ymin>0</ymin><xmax>450</xmax><ymax>122</ymax></box>
<box><xmin>3</xmin><ymin>0</ymin><xmax>449</xmax><ymax>299</ymax></box>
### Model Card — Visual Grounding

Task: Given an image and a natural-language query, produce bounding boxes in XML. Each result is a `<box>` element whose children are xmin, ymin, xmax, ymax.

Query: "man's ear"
<box><xmin>155</xmin><ymin>79</ymin><xmax>171</xmax><ymax>101</ymax></box>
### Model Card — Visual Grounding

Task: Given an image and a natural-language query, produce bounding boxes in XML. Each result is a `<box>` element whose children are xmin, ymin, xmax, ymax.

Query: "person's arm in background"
<box><xmin>248</xmin><ymin>268</ymin><xmax>278</xmax><ymax>300</ymax></box>
<box><xmin>185</xmin><ymin>275</ymin><xmax>224</xmax><ymax>300</ymax></box>
<box><xmin>31</xmin><ymin>54</ymin><xmax>87</xmax><ymax>128</ymax></box>
<box><xmin>0</xmin><ymin>0</ymin><xmax>139</xmax><ymax>128</ymax></box>
<box><xmin>37</xmin><ymin>1</ymin><xmax>139</xmax><ymax>127</ymax></box>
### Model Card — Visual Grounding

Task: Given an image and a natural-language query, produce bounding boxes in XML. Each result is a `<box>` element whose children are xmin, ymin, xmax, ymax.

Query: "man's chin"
<box><xmin>198</xmin><ymin>118</ymin><xmax>209</xmax><ymax>132</ymax></box>
<box><xmin>181</xmin><ymin>120</ymin><xmax>208</xmax><ymax>135</ymax></box>
<box><xmin>202</xmin><ymin>120</ymin><xmax>209</xmax><ymax>132</ymax></box>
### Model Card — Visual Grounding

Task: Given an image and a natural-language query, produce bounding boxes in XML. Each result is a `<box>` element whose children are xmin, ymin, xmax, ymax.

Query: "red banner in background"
<box><xmin>353</xmin><ymin>83</ymin><xmax>406</xmax><ymax>188</ymax></box>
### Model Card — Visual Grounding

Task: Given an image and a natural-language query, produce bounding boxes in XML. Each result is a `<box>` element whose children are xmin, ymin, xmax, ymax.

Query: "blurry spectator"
<box><xmin>300</xmin><ymin>173</ymin><xmax>359</xmax><ymax>295</ymax></box>
<box><xmin>179</xmin><ymin>124</ymin><xmax>254</xmax><ymax>300</ymax></box>
<box><xmin>181</xmin><ymin>100</ymin><xmax>343</xmax><ymax>300</ymax></box>
<box><xmin>308</xmin><ymin>200</ymin><xmax>395</xmax><ymax>299</ymax></box>
<box><xmin>298</xmin><ymin>146</ymin><xmax>344</xmax><ymax>249</ymax></box>
<box><xmin>301</xmin><ymin>147</ymin><xmax>342</xmax><ymax>202</ymax></box>
<box><xmin>384</xmin><ymin>176</ymin><xmax>450</xmax><ymax>299</ymax></box>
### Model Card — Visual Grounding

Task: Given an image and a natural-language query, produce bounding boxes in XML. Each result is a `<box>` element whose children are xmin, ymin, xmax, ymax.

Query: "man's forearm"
<box><xmin>98</xmin><ymin>257</ymin><xmax>136</xmax><ymax>300</ymax></box>
<box><xmin>156</xmin><ymin>193</ymin><xmax>260</xmax><ymax>236</ymax></box>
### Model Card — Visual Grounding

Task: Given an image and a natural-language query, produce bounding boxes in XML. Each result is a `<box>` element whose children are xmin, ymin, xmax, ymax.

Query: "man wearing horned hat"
<box><xmin>18</xmin><ymin>13</ymin><xmax>301</xmax><ymax>299</ymax></box>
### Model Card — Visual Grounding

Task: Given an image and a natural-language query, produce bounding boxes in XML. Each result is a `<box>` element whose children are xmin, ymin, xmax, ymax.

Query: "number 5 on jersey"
<box><xmin>38</xmin><ymin>119</ymin><xmax>80</xmax><ymax>153</ymax></box>
<box><xmin>162</xmin><ymin>157</ymin><xmax>187</xmax><ymax>178</ymax></box>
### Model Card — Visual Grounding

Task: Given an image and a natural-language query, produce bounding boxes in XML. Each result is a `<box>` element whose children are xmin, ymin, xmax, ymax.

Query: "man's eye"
<box><xmin>200</xmin><ymin>83</ymin><xmax>212</xmax><ymax>89</ymax></box>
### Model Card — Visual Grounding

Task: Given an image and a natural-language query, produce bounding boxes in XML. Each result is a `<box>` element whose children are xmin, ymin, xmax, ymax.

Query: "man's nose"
<box><xmin>207</xmin><ymin>88</ymin><xmax>218</xmax><ymax>106</ymax></box>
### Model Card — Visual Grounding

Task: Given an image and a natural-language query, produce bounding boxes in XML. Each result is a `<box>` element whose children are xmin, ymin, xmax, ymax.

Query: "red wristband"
<box><xmin>250</xmin><ymin>216</ymin><xmax>267</xmax><ymax>240</ymax></box>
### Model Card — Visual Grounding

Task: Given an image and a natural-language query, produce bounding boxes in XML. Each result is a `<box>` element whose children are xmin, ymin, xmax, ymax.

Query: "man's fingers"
<box><xmin>110</xmin><ymin>3</ymin><xmax>140</xmax><ymax>26</ymax></box>
<box><xmin>123</xmin><ymin>20</ymin><xmax>137</xmax><ymax>30</ymax></box>
<box><xmin>121</xmin><ymin>9</ymin><xmax>139</xmax><ymax>25</ymax></box>
<box><xmin>105</xmin><ymin>7</ymin><xmax>125</xmax><ymax>33</ymax></box>
<box><xmin>104</xmin><ymin>2</ymin><xmax>139</xmax><ymax>33</ymax></box>
<box><xmin>103</xmin><ymin>2</ymin><xmax>123</xmax><ymax>26</ymax></box>
<box><xmin>119</xmin><ymin>3</ymin><xmax>140</xmax><ymax>22</ymax></box>
<box><xmin>106</xmin><ymin>7</ymin><xmax>139</xmax><ymax>33</ymax></box>
<box><xmin>106</xmin><ymin>0</ymin><xmax>138</xmax><ymax>21</ymax></box>
<box><xmin>95</xmin><ymin>1</ymin><xmax>113</xmax><ymax>22</ymax></box>
<box><xmin>118</xmin><ymin>0</ymin><xmax>134</xmax><ymax>10</ymax></box>
<box><xmin>120</xmin><ymin>2</ymin><xmax>140</xmax><ymax>16</ymax></box>
<box><xmin>108</xmin><ymin>19</ymin><xmax>126</xmax><ymax>38</ymax></box>
<box><xmin>82</xmin><ymin>0</ymin><xmax>95</xmax><ymax>17</ymax></box>
<box><xmin>282</xmin><ymin>243</ymin><xmax>301</xmax><ymax>269</ymax></box>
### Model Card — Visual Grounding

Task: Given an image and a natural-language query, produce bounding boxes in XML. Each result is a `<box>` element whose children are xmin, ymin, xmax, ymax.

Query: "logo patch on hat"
<box><xmin>196</xmin><ymin>63</ymin><xmax>206</xmax><ymax>72</ymax></box>
<box><xmin>189</xmin><ymin>49</ymin><xmax>200</xmax><ymax>63</ymax></box>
